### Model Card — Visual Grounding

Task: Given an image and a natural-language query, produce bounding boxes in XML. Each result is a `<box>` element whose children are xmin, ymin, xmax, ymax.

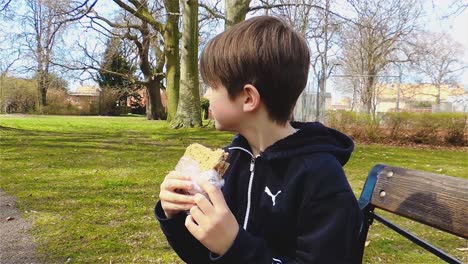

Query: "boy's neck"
<box><xmin>240</xmin><ymin>119</ymin><xmax>296</xmax><ymax>157</ymax></box>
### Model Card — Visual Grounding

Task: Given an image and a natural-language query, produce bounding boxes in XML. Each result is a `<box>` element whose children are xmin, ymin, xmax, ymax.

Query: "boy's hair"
<box><xmin>200</xmin><ymin>16</ymin><xmax>310</xmax><ymax>125</ymax></box>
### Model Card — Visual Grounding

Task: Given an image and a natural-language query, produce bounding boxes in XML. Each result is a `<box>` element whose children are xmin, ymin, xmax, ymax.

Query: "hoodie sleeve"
<box><xmin>210</xmin><ymin>158</ymin><xmax>362</xmax><ymax>264</ymax></box>
<box><xmin>155</xmin><ymin>201</ymin><xmax>211</xmax><ymax>263</ymax></box>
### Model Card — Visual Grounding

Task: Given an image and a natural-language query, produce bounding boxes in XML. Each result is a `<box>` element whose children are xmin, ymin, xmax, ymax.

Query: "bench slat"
<box><xmin>370</xmin><ymin>165</ymin><xmax>468</xmax><ymax>239</ymax></box>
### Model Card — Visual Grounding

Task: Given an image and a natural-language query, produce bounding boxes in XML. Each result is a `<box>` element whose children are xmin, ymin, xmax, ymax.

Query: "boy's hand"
<box><xmin>185</xmin><ymin>179</ymin><xmax>239</xmax><ymax>256</ymax></box>
<box><xmin>160</xmin><ymin>171</ymin><xmax>195</xmax><ymax>219</ymax></box>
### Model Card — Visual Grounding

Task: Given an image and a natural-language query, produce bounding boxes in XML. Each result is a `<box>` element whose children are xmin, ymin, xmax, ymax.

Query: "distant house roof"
<box><xmin>68</xmin><ymin>85</ymin><xmax>101</xmax><ymax>96</ymax></box>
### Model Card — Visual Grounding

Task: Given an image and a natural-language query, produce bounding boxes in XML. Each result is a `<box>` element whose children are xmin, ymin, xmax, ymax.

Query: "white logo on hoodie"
<box><xmin>264</xmin><ymin>186</ymin><xmax>282</xmax><ymax>206</ymax></box>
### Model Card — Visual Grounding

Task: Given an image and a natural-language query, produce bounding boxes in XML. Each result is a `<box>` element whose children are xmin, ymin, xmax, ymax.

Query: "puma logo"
<box><xmin>264</xmin><ymin>186</ymin><xmax>282</xmax><ymax>206</ymax></box>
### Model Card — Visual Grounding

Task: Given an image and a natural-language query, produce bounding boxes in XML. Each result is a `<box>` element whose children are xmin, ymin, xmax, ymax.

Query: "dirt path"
<box><xmin>0</xmin><ymin>189</ymin><xmax>41</xmax><ymax>264</ymax></box>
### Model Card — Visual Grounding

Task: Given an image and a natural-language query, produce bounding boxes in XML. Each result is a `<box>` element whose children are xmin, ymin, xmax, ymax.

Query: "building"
<box><xmin>67</xmin><ymin>85</ymin><xmax>167</xmax><ymax>115</ymax></box>
<box><xmin>376</xmin><ymin>83</ymin><xmax>465</xmax><ymax>113</ymax></box>
<box><xmin>67</xmin><ymin>85</ymin><xmax>101</xmax><ymax>114</ymax></box>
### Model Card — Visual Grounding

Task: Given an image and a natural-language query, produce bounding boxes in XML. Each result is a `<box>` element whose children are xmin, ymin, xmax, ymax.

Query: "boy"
<box><xmin>155</xmin><ymin>16</ymin><xmax>362</xmax><ymax>263</ymax></box>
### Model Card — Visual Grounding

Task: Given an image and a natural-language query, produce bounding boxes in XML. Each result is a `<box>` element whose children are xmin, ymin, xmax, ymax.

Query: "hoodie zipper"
<box><xmin>228</xmin><ymin>147</ymin><xmax>259</xmax><ymax>230</ymax></box>
<box><xmin>243</xmin><ymin>157</ymin><xmax>256</xmax><ymax>230</ymax></box>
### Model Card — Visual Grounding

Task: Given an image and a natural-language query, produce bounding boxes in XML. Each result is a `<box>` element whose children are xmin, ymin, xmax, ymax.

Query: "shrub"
<box><xmin>0</xmin><ymin>77</ymin><xmax>37</xmax><ymax>113</ymax></box>
<box><xmin>42</xmin><ymin>89</ymin><xmax>80</xmax><ymax>115</ymax></box>
<box><xmin>348</xmin><ymin>113</ymin><xmax>382</xmax><ymax>142</ymax></box>
<box><xmin>326</xmin><ymin>110</ymin><xmax>357</xmax><ymax>134</ymax></box>
<box><xmin>128</xmin><ymin>91</ymin><xmax>145</xmax><ymax>115</ymax></box>
<box><xmin>99</xmin><ymin>89</ymin><xmax>120</xmax><ymax>115</ymax></box>
<box><xmin>441</xmin><ymin>113</ymin><xmax>467</xmax><ymax>146</ymax></box>
<box><xmin>408</xmin><ymin>113</ymin><xmax>442</xmax><ymax>144</ymax></box>
<box><xmin>326</xmin><ymin>111</ymin><xmax>467</xmax><ymax>146</ymax></box>
<box><xmin>384</xmin><ymin>112</ymin><xmax>412</xmax><ymax>139</ymax></box>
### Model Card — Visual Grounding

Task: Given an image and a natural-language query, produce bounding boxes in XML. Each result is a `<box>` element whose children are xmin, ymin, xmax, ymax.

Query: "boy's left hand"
<box><xmin>185</xmin><ymin>179</ymin><xmax>239</xmax><ymax>256</ymax></box>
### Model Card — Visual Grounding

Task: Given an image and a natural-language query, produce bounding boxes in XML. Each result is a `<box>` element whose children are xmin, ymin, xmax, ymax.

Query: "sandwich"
<box><xmin>181</xmin><ymin>143</ymin><xmax>230</xmax><ymax>180</ymax></box>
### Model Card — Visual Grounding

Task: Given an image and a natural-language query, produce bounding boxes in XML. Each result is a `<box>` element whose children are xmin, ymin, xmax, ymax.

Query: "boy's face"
<box><xmin>203</xmin><ymin>85</ymin><xmax>244</xmax><ymax>132</ymax></box>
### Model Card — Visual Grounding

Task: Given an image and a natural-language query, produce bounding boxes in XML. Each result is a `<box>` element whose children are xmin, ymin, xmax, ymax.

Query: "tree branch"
<box><xmin>199</xmin><ymin>2</ymin><xmax>225</xmax><ymax>20</ymax></box>
<box><xmin>112</xmin><ymin>0</ymin><xmax>164</xmax><ymax>33</ymax></box>
<box><xmin>86</xmin><ymin>11</ymin><xmax>142</xmax><ymax>30</ymax></box>
<box><xmin>249</xmin><ymin>3</ymin><xmax>356</xmax><ymax>25</ymax></box>
<box><xmin>0</xmin><ymin>0</ymin><xmax>12</xmax><ymax>12</ymax></box>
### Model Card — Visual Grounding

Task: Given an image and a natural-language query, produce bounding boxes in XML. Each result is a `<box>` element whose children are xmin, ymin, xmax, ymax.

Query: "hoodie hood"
<box><xmin>228</xmin><ymin>122</ymin><xmax>354</xmax><ymax>165</ymax></box>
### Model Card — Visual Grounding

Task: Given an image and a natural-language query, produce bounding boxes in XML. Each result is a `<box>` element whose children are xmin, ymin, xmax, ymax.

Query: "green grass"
<box><xmin>0</xmin><ymin>115</ymin><xmax>466</xmax><ymax>263</ymax></box>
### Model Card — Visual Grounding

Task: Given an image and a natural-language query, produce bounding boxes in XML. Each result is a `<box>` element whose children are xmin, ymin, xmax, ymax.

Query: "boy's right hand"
<box><xmin>159</xmin><ymin>171</ymin><xmax>195</xmax><ymax>219</ymax></box>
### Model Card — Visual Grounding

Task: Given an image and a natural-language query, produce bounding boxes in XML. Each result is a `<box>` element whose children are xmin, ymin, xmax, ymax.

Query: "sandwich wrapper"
<box><xmin>174</xmin><ymin>156</ymin><xmax>225</xmax><ymax>197</ymax></box>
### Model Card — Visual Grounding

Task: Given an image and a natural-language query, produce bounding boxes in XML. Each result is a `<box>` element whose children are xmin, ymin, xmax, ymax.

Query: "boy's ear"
<box><xmin>242</xmin><ymin>84</ymin><xmax>261</xmax><ymax>112</ymax></box>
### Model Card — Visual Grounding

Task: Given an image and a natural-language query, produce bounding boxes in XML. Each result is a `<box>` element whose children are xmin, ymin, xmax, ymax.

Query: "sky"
<box><xmin>75</xmin><ymin>0</ymin><xmax>468</xmax><ymax>92</ymax></box>
<box><xmin>422</xmin><ymin>0</ymin><xmax>468</xmax><ymax>86</ymax></box>
<box><xmin>1</xmin><ymin>0</ymin><xmax>467</xmax><ymax>93</ymax></box>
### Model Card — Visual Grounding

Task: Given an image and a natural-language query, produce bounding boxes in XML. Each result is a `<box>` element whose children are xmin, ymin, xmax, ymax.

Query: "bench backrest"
<box><xmin>355</xmin><ymin>164</ymin><xmax>468</xmax><ymax>263</ymax></box>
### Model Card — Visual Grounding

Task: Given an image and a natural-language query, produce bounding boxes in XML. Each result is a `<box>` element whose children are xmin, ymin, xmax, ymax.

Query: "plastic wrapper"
<box><xmin>174</xmin><ymin>156</ymin><xmax>225</xmax><ymax>197</ymax></box>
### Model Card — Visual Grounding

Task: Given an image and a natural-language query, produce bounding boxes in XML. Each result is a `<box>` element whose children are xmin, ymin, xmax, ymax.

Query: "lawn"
<box><xmin>0</xmin><ymin>115</ymin><xmax>466</xmax><ymax>263</ymax></box>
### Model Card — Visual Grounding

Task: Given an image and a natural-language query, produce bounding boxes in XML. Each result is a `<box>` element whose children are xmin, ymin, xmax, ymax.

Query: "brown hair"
<box><xmin>200</xmin><ymin>16</ymin><xmax>310</xmax><ymax>125</ymax></box>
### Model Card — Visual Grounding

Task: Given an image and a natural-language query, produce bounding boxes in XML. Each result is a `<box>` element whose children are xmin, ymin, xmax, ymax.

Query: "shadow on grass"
<box><xmin>1</xmin><ymin>124</ymin><xmax>233</xmax><ymax>152</ymax></box>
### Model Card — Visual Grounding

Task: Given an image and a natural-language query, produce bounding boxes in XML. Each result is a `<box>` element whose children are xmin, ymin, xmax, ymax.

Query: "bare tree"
<box><xmin>22</xmin><ymin>0</ymin><xmax>96</xmax><ymax>111</ymax></box>
<box><xmin>412</xmin><ymin>32</ymin><xmax>466</xmax><ymax>107</ymax></box>
<box><xmin>339</xmin><ymin>0</ymin><xmax>421</xmax><ymax>116</ymax></box>
<box><xmin>105</xmin><ymin>0</ymin><xmax>179</xmax><ymax>120</ymax></box>
<box><xmin>81</xmin><ymin>1</ymin><xmax>175</xmax><ymax>120</ymax></box>
<box><xmin>308</xmin><ymin>0</ymin><xmax>340</xmax><ymax>122</ymax></box>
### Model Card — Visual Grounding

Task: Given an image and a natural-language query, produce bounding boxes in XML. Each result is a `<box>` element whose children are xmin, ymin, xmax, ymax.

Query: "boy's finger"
<box><xmin>161</xmin><ymin>179</ymin><xmax>193</xmax><ymax>191</ymax></box>
<box><xmin>197</xmin><ymin>179</ymin><xmax>226</xmax><ymax>208</ymax></box>
<box><xmin>190</xmin><ymin>205</ymin><xmax>209</xmax><ymax>226</ymax></box>
<box><xmin>160</xmin><ymin>190</ymin><xmax>195</xmax><ymax>204</ymax></box>
<box><xmin>166</xmin><ymin>171</ymin><xmax>190</xmax><ymax>180</ymax></box>
<box><xmin>193</xmin><ymin>193</ymin><xmax>214</xmax><ymax>215</ymax></box>
<box><xmin>162</xmin><ymin>201</ymin><xmax>194</xmax><ymax>212</ymax></box>
<box><xmin>185</xmin><ymin>214</ymin><xmax>202</xmax><ymax>238</ymax></box>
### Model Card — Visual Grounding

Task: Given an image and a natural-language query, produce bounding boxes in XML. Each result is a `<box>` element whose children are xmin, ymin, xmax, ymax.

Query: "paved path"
<box><xmin>0</xmin><ymin>189</ymin><xmax>40</xmax><ymax>264</ymax></box>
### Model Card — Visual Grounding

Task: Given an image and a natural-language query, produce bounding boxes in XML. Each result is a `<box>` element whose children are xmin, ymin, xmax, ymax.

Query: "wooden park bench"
<box><xmin>354</xmin><ymin>164</ymin><xmax>468</xmax><ymax>264</ymax></box>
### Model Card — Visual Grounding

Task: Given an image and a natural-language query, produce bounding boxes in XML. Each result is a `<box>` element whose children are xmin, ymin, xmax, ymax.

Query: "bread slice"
<box><xmin>183</xmin><ymin>143</ymin><xmax>229</xmax><ymax>179</ymax></box>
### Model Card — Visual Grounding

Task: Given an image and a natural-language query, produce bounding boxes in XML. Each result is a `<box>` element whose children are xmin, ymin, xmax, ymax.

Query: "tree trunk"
<box><xmin>364</xmin><ymin>75</ymin><xmax>376</xmax><ymax>119</ymax></box>
<box><xmin>318</xmin><ymin>0</ymin><xmax>330</xmax><ymax>124</ymax></box>
<box><xmin>36</xmin><ymin>41</ymin><xmax>46</xmax><ymax>111</ymax></box>
<box><xmin>361</xmin><ymin>67</ymin><xmax>378</xmax><ymax>113</ymax></box>
<box><xmin>171</xmin><ymin>0</ymin><xmax>201</xmax><ymax>128</ymax></box>
<box><xmin>436</xmin><ymin>84</ymin><xmax>441</xmax><ymax>105</ymax></box>
<box><xmin>136</xmin><ymin>22</ymin><xmax>166</xmax><ymax>120</ymax></box>
<box><xmin>36</xmin><ymin>68</ymin><xmax>48</xmax><ymax>111</ymax></box>
<box><xmin>351</xmin><ymin>80</ymin><xmax>358</xmax><ymax>112</ymax></box>
<box><xmin>317</xmin><ymin>76</ymin><xmax>326</xmax><ymax>123</ymax></box>
<box><xmin>145</xmin><ymin>79</ymin><xmax>166</xmax><ymax>120</ymax></box>
<box><xmin>164</xmin><ymin>0</ymin><xmax>180</xmax><ymax>122</ymax></box>
<box><xmin>225</xmin><ymin>0</ymin><xmax>251</xmax><ymax>29</ymax></box>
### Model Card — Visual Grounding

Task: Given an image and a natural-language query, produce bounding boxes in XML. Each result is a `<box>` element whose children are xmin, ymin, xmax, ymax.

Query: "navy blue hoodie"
<box><xmin>155</xmin><ymin>122</ymin><xmax>363</xmax><ymax>263</ymax></box>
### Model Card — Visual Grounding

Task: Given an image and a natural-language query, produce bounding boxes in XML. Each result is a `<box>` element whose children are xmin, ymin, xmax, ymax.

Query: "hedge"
<box><xmin>326</xmin><ymin>111</ymin><xmax>467</xmax><ymax>146</ymax></box>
